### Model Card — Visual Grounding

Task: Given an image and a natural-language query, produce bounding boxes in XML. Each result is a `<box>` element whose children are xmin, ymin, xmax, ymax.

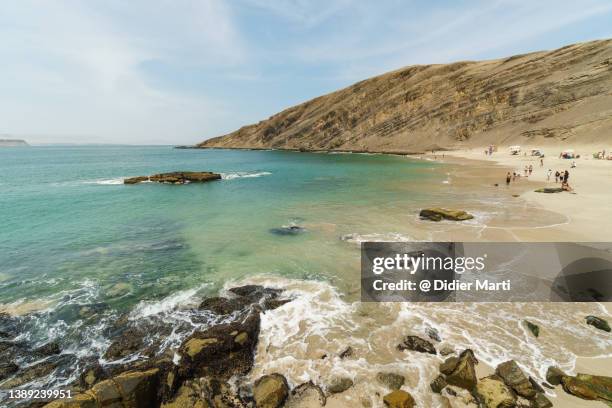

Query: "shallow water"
<box><xmin>0</xmin><ymin>146</ymin><xmax>609</xmax><ymax>406</ymax></box>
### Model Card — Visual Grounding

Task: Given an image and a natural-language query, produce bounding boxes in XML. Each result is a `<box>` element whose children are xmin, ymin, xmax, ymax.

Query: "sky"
<box><xmin>1</xmin><ymin>0</ymin><xmax>612</xmax><ymax>145</ymax></box>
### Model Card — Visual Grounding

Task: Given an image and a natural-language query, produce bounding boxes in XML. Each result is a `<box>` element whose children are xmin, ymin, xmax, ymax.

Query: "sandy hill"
<box><xmin>199</xmin><ymin>39</ymin><xmax>612</xmax><ymax>153</ymax></box>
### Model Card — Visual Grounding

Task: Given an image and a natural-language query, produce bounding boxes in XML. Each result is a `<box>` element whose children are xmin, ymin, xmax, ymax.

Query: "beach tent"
<box><xmin>561</xmin><ymin>149</ymin><xmax>575</xmax><ymax>159</ymax></box>
<box><xmin>509</xmin><ymin>145</ymin><xmax>521</xmax><ymax>155</ymax></box>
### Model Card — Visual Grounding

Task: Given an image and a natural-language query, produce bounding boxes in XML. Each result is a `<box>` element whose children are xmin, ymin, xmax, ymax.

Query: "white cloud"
<box><xmin>0</xmin><ymin>0</ymin><xmax>244</xmax><ymax>144</ymax></box>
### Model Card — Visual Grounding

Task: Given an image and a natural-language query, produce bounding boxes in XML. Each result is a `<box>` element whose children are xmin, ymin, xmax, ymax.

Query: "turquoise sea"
<box><xmin>1</xmin><ymin>146</ymin><xmax>610</xmax><ymax>405</ymax></box>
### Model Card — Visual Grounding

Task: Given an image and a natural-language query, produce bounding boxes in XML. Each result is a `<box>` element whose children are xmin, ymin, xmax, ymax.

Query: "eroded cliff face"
<box><xmin>199</xmin><ymin>39</ymin><xmax>612</xmax><ymax>152</ymax></box>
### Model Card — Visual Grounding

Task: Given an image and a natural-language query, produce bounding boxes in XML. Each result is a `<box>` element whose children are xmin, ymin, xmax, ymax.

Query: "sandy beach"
<box><xmin>440</xmin><ymin>145</ymin><xmax>612</xmax><ymax>242</ymax></box>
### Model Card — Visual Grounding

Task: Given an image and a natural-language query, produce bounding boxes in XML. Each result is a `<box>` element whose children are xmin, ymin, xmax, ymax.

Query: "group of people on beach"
<box><xmin>506</xmin><ymin>166</ymin><xmax>572</xmax><ymax>191</ymax></box>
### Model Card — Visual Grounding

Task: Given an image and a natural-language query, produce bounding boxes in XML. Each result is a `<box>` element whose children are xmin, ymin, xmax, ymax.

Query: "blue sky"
<box><xmin>1</xmin><ymin>0</ymin><xmax>611</xmax><ymax>145</ymax></box>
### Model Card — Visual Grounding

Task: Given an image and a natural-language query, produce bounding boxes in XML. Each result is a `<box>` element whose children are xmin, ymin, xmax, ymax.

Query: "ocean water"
<box><xmin>1</xmin><ymin>146</ymin><xmax>610</xmax><ymax>406</ymax></box>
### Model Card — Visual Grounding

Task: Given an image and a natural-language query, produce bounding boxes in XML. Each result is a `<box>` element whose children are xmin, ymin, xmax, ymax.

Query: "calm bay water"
<box><xmin>0</xmin><ymin>146</ymin><xmax>444</xmax><ymax>313</ymax></box>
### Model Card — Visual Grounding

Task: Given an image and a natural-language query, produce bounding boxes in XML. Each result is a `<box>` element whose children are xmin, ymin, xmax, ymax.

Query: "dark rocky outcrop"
<box><xmin>124</xmin><ymin>172</ymin><xmax>221</xmax><ymax>185</ymax></box>
<box><xmin>253</xmin><ymin>373</ymin><xmax>289</xmax><ymax>408</ymax></box>
<box><xmin>177</xmin><ymin>311</ymin><xmax>260</xmax><ymax>381</ymax></box>
<box><xmin>34</xmin><ymin>341</ymin><xmax>61</xmax><ymax>356</ymax></box>
<box><xmin>1</xmin><ymin>360</ymin><xmax>58</xmax><ymax>388</ymax></box>
<box><xmin>425</xmin><ymin>327</ymin><xmax>441</xmax><ymax>342</ymax></box>
<box><xmin>439</xmin><ymin>349</ymin><xmax>478</xmax><ymax>390</ymax></box>
<box><xmin>376</xmin><ymin>372</ymin><xmax>405</xmax><ymax>390</ymax></box>
<box><xmin>269</xmin><ymin>225</ymin><xmax>306</xmax><ymax>236</ymax></box>
<box><xmin>586</xmin><ymin>315</ymin><xmax>611</xmax><ymax>332</ymax></box>
<box><xmin>495</xmin><ymin>360</ymin><xmax>537</xmax><ymax>399</ymax></box>
<box><xmin>397</xmin><ymin>335</ymin><xmax>436</xmax><ymax>354</ymax></box>
<box><xmin>338</xmin><ymin>346</ymin><xmax>354</xmax><ymax>359</ymax></box>
<box><xmin>0</xmin><ymin>362</ymin><xmax>19</xmax><ymax>381</ymax></box>
<box><xmin>382</xmin><ymin>390</ymin><xmax>415</xmax><ymax>408</ymax></box>
<box><xmin>561</xmin><ymin>373</ymin><xmax>612</xmax><ymax>404</ymax></box>
<box><xmin>419</xmin><ymin>208</ymin><xmax>474</xmax><ymax>222</ymax></box>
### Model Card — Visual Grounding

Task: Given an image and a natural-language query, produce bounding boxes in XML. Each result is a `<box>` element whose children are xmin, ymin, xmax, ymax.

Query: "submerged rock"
<box><xmin>495</xmin><ymin>360</ymin><xmax>537</xmax><ymax>399</ymax></box>
<box><xmin>269</xmin><ymin>225</ymin><xmax>306</xmax><ymax>236</ymax></box>
<box><xmin>419</xmin><ymin>208</ymin><xmax>474</xmax><ymax>222</ymax></box>
<box><xmin>1</xmin><ymin>360</ymin><xmax>58</xmax><ymax>388</ymax></box>
<box><xmin>475</xmin><ymin>375</ymin><xmax>516</xmax><ymax>408</ymax></box>
<box><xmin>382</xmin><ymin>390</ymin><xmax>415</xmax><ymax>408</ymax></box>
<box><xmin>586</xmin><ymin>315</ymin><xmax>611</xmax><ymax>332</ymax></box>
<box><xmin>523</xmin><ymin>320</ymin><xmax>540</xmax><ymax>337</ymax></box>
<box><xmin>397</xmin><ymin>335</ymin><xmax>436</xmax><ymax>354</ymax></box>
<box><xmin>440</xmin><ymin>349</ymin><xmax>478</xmax><ymax>390</ymax></box>
<box><xmin>425</xmin><ymin>327</ymin><xmax>441</xmax><ymax>342</ymax></box>
<box><xmin>327</xmin><ymin>377</ymin><xmax>354</xmax><ymax>394</ymax></box>
<box><xmin>253</xmin><ymin>373</ymin><xmax>289</xmax><ymax>408</ymax></box>
<box><xmin>561</xmin><ymin>374</ymin><xmax>612</xmax><ymax>404</ymax></box>
<box><xmin>34</xmin><ymin>341</ymin><xmax>61</xmax><ymax>356</ymax></box>
<box><xmin>286</xmin><ymin>382</ymin><xmax>326</xmax><ymax>407</ymax></box>
<box><xmin>376</xmin><ymin>372</ymin><xmax>405</xmax><ymax>390</ymax></box>
<box><xmin>124</xmin><ymin>171</ymin><xmax>222</xmax><ymax>185</ymax></box>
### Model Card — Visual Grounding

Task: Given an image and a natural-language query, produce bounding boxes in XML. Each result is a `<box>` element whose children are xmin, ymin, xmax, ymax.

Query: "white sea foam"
<box><xmin>221</xmin><ymin>171</ymin><xmax>272</xmax><ymax>180</ymax></box>
<box><xmin>340</xmin><ymin>232</ymin><xmax>414</xmax><ymax>244</ymax></box>
<box><xmin>129</xmin><ymin>284</ymin><xmax>208</xmax><ymax>319</ymax></box>
<box><xmin>83</xmin><ymin>178</ymin><xmax>125</xmax><ymax>185</ymax></box>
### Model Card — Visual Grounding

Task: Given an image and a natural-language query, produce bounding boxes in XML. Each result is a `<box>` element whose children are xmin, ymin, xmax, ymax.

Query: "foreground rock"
<box><xmin>439</xmin><ymin>349</ymin><xmax>478</xmax><ymax>390</ymax></box>
<box><xmin>124</xmin><ymin>171</ymin><xmax>221</xmax><ymax>185</ymax></box>
<box><xmin>253</xmin><ymin>373</ymin><xmax>289</xmax><ymax>408</ymax></box>
<box><xmin>495</xmin><ymin>360</ymin><xmax>537</xmax><ymax>399</ymax></box>
<box><xmin>475</xmin><ymin>375</ymin><xmax>516</xmax><ymax>408</ymax></box>
<box><xmin>327</xmin><ymin>377</ymin><xmax>354</xmax><ymax>394</ymax></box>
<box><xmin>523</xmin><ymin>320</ymin><xmax>540</xmax><ymax>337</ymax></box>
<box><xmin>561</xmin><ymin>374</ymin><xmax>612</xmax><ymax>404</ymax></box>
<box><xmin>178</xmin><ymin>311</ymin><xmax>260</xmax><ymax>380</ymax></box>
<box><xmin>44</xmin><ymin>368</ymin><xmax>161</xmax><ymax>408</ymax></box>
<box><xmin>546</xmin><ymin>366</ymin><xmax>566</xmax><ymax>386</ymax></box>
<box><xmin>586</xmin><ymin>315</ymin><xmax>611</xmax><ymax>332</ymax></box>
<box><xmin>383</xmin><ymin>390</ymin><xmax>415</xmax><ymax>408</ymax></box>
<box><xmin>419</xmin><ymin>208</ymin><xmax>474</xmax><ymax>222</ymax></box>
<box><xmin>397</xmin><ymin>335</ymin><xmax>436</xmax><ymax>354</ymax></box>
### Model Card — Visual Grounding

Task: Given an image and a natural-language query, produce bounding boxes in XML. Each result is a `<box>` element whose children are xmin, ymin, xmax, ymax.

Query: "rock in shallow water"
<box><xmin>327</xmin><ymin>377</ymin><xmax>354</xmax><ymax>394</ymax></box>
<box><xmin>286</xmin><ymin>381</ymin><xmax>326</xmax><ymax>407</ymax></box>
<box><xmin>397</xmin><ymin>335</ymin><xmax>436</xmax><ymax>354</ymax></box>
<box><xmin>124</xmin><ymin>171</ymin><xmax>221</xmax><ymax>185</ymax></box>
<box><xmin>586</xmin><ymin>315</ymin><xmax>611</xmax><ymax>332</ymax></box>
<box><xmin>419</xmin><ymin>208</ymin><xmax>474</xmax><ymax>222</ymax></box>
<box><xmin>269</xmin><ymin>225</ymin><xmax>306</xmax><ymax>236</ymax></box>
<box><xmin>376</xmin><ymin>372</ymin><xmax>405</xmax><ymax>390</ymax></box>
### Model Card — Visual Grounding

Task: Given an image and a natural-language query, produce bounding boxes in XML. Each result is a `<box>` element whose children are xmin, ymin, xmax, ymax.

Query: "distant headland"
<box><xmin>0</xmin><ymin>138</ymin><xmax>29</xmax><ymax>147</ymax></box>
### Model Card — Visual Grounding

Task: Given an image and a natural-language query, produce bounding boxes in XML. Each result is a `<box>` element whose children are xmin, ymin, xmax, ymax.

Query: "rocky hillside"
<box><xmin>199</xmin><ymin>39</ymin><xmax>612</xmax><ymax>153</ymax></box>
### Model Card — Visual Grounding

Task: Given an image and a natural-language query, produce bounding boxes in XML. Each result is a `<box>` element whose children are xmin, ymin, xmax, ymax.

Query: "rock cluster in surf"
<box><xmin>124</xmin><ymin>171</ymin><xmax>221</xmax><ymax>185</ymax></box>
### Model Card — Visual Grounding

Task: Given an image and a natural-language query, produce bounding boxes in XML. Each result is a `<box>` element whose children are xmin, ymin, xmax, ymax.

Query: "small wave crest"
<box><xmin>221</xmin><ymin>171</ymin><xmax>271</xmax><ymax>180</ymax></box>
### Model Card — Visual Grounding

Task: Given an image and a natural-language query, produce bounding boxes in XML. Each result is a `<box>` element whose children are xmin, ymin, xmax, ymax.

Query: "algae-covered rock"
<box><xmin>586</xmin><ymin>315</ymin><xmax>611</xmax><ymax>332</ymax></box>
<box><xmin>419</xmin><ymin>208</ymin><xmax>474</xmax><ymax>221</ymax></box>
<box><xmin>382</xmin><ymin>390</ymin><xmax>415</xmax><ymax>408</ymax></box>
<box><xmin>253</xmin><ymin>373</ymin><xmax>289</xmax><ymax>408</ymax></box>
<box><xmin>475</xmin><ymin>375</ymin><xmax>516</xmax><ymax>408</ymax></box>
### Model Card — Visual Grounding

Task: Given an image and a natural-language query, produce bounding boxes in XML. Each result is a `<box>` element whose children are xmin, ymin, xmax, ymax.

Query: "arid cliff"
<box><xmin>199</xmin><ymin>39</ymin><xmax>612</xmax><ymax>153</ymax></box>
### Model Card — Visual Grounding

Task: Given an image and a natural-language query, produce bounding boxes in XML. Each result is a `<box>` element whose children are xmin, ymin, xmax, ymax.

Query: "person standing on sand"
<box><xmin>524</xmin><ymin>166</ymin><xmax>528</xmax><ymax>177</ymax></box>
<box><xmin>564</xmin><ymin>170</ymin><xmax>569</xmax><ymax>183</ymax></box>
<box><xmin>547</xmin><ymin>169</ymin><xmax>552</xmax><ymax>181</ymax></box>
<box><xmin>528</xmin><ymin>164</ymin><xmax>533</xmax><ymax>175</ymax></box>
<box><xmin>506</xmin><ymin>172</ymin><xmax>511</xmax><ymax>186</ymax></box>
<box><xmin>540</xmin><ymin>158</ymin><xmax>544</xmax><ymax>167</ymax></box>
<box><xmin>555</xmin><ymin>171</ymin><xmax>560</xmax><ymax>183</ymax></box>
